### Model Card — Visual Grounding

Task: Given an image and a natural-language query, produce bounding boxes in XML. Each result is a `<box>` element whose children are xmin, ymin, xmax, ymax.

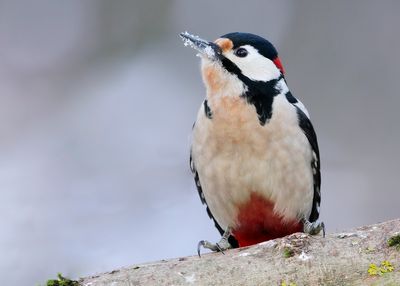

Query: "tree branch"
<box><xmin>80</xmin><ymin>219</ymin><xmax>400</xmax><ymax>285</ymax></box>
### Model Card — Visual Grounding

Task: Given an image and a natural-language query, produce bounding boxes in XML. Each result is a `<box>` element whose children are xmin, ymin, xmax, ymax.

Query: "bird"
<box><xmin>180</xmin><ymin>32</ymin><xmax>325</xmax><ymax>255</ymax></box>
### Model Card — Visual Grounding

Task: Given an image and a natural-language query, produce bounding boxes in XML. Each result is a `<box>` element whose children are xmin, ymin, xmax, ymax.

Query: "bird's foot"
<box><xmin>197</xmin><ymin>227</ymin><xmax>233</xmax><ymax>257</ymax></box>
<box><xmin>303</xmin><ymin>219</ymin><xmax>325</xmax><ymax>237</ymax></box>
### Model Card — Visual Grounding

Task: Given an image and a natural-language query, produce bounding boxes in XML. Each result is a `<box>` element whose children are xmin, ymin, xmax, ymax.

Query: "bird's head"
<box><xmin>180</xmin><ymin>32</ymin><xmax>285</xmax><ymax>96</ymax></box>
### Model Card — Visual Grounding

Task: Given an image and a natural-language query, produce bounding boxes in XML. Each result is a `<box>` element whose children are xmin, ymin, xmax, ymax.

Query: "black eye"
<box><xmin>234</xmin><ymin>48</ymin><xmax>248</xmax><ymax>58</ymax></box>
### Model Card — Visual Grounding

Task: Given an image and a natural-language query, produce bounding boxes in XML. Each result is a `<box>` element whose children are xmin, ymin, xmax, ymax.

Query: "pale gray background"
<box><xmin>0</xmin><ymin>1</ymin><xmax>399</xmax><ymax>285</ymax></box>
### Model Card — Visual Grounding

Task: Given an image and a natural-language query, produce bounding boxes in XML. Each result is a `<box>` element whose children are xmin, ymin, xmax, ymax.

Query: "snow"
<box><xmin>180</xmin><ymin>31</ymin><xmax>200</xmax><ymax>50</ymax></box>
<box><xmin>180</xmin><ymin>31</ymin><xmax>216</xmax><ymax>58</ymax></box>
<box><xmin>204</xmin><ymin>45</ymin><xmax>215</xmax><ymax>58</ymax></box>
<box><xmin>298</xmin><ymin>251</ymin><xmax>312</xmax><ymax>261</ymax></box>
<box><xmin>336</xmin><ymin>232</ymin><xmax>367</xmax><ymax>239</ymax></box>
<box><xmin>336</xmin><ymin>232</ymin><xmax>357</xmax><ymax>238</ymax></box>
<box><xmin>178</xmin><ymin>272</ymin><xmax>196</xmax><ymax>284</ymax></box>
<box><xmin>259</xmin><ymin>240</ymin><xmax>277</xmax><ymax>248</ymax></box>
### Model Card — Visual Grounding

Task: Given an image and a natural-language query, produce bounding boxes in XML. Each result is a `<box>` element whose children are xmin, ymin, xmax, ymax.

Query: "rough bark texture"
<box><xmin>80</xmin><ymin>219</ymin><xmax>400</xmax><ymax>286</ymax></box>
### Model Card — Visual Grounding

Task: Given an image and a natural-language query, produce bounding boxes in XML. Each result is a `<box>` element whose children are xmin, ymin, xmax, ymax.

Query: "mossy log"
<box><xmin>80</xmin><ymin>219</ymin><xmax>400</xmax><ymax>286</ymax></box>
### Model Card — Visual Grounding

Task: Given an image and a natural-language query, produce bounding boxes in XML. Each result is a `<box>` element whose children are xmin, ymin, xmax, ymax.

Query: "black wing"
<box><xmin>190</xmin><ymin>149</ymin><xmax>239</xmax><ymax>247</ymax></box>
<box><xmin>190</xmin><ymin>151</ymin><xmax>224</xmax><ymax>235</ymax></box>
<box><xmin>295</xmin><ymin>106</ymin><xmax>321</xmax><ymax>222</ymax></box>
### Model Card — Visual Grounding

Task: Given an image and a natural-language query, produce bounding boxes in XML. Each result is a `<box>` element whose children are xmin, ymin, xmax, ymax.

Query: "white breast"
<box><xmin>191</xmin><ymin>94</ymin><xmax>314</xmax><ymax>230</ymax></box>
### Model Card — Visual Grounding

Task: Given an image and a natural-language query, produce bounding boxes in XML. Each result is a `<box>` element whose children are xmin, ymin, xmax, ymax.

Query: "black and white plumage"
<box><xmin>181</xmin><ymin>32</ymin><xmax>324</xmax><ymax>251</ymax></box>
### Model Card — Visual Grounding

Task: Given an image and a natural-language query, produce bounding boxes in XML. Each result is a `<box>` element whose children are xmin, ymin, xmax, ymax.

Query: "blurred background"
<box><xmin>0</xmin><ymin>0</ymin><xmax>399</xmax><ymax>284</ymax></box>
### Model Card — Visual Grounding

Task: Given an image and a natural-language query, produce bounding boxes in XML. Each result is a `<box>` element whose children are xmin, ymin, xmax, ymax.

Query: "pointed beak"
<box><xmin>180</xmin><ymin>32</ymin><xmax>222</xmax><ymax>60</ymax></box>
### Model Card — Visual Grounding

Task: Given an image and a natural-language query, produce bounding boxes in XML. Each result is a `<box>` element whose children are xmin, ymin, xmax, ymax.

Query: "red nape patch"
<box><xmin>232</xmin><ymin>193</ymin><xmax>302</xmax><ymax>247</ymax></box>
<box><xmin>273</xmin><ymin>57</ymin><xmax>285</xmax><ymax>75</ymax></box>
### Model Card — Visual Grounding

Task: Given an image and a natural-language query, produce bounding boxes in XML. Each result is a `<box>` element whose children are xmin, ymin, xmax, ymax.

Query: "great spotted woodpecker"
<box><xmin>180</xmin><ymin>32</ymin><xmax>324</xmax><ymax>255</ymax></box>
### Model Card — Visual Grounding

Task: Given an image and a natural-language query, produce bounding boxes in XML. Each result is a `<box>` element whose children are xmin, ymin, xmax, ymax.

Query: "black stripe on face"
<box><xmin>220</xmin><ymin>56</ymin><xmax>242</xmax><ymax>77</ymax></box>
<box><xmin>220</xmin><ymin>55</ymin><xmax>282</xmax><ymax>125</ymax></box>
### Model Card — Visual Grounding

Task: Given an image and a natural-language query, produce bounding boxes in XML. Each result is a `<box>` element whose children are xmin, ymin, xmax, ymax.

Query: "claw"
<box><xmin>303</xmin><ymin>219</ymin><xmax>325</xmax><ymax>236</ymax></box>
<box><xmin>215</xmin><ymin>243</ymin><xmax>225</xmax><ymax>255</ymax></box>
<box><xmin>197</xmin><ymin>240</ymin><xmax>220</xmax><ymax>257</ymax></box>
<box><xmin>197</xmin><ymin>227</ymin><xmax>233</xmax><ymax>257</ymax></box>
<box><xmin>197</xmin><ymin>240</ymin><xmax>203</xmax><ymax>257</ymax></box>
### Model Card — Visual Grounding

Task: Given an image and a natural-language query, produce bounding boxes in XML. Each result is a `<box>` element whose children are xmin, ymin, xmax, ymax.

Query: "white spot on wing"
<box><xmin>276</xmin><ymin>78</ymin><xmax>289</xmax><ymax>94</ymax></box>
<box><xmin>294</xmin><ymin>100</ymin><xmax>310</xmax><ymax>118</ymax></box>
<box><xmin>276</xmin><ymin>78</ymin><xmax>310</xmax><ymax>119</ymax></box>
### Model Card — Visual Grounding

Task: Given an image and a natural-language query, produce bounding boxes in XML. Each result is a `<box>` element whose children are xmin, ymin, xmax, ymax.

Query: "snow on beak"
<box><xmin>180</xmin><ymin>31</ymin><xmax>222</xmax><ymax>60</ymax></box>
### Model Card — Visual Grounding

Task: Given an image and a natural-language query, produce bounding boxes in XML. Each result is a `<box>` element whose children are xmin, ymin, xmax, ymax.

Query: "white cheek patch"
<box><xmin>224</xmin><ymin>45</ymin><xmax>281</xmax><ymax>82</ymax></box>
